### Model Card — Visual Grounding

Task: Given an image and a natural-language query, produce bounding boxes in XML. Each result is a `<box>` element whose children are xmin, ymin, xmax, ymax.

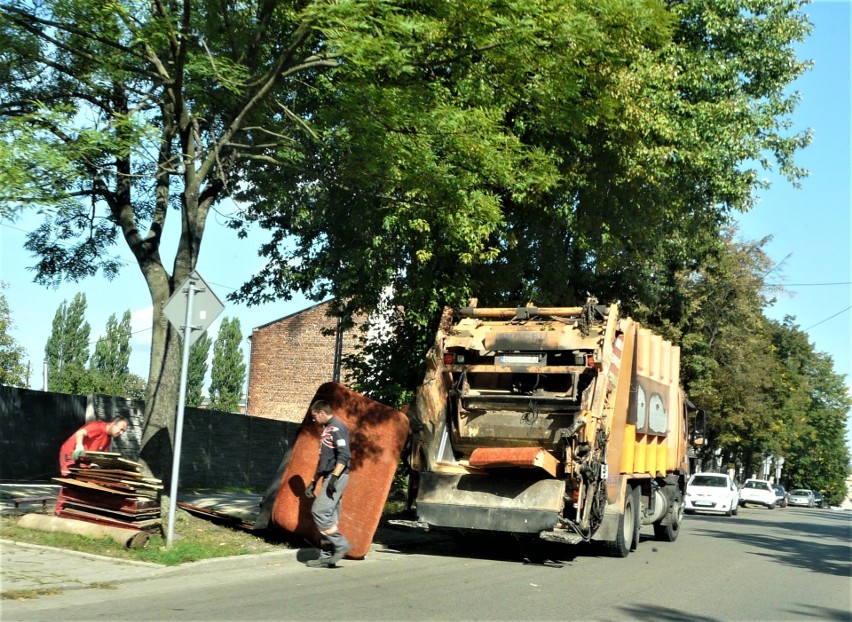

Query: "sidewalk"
<box><xmin>1</xmin><ymin>486</ymin><xmax>441</xmax><ymax>598</ymax></box>
<box><xmin>0</xmin><ymin>485</ymin><xmax>278</xmax><ymax>597</ymax></box>
<box><xmin>1</xmin><ymin>540</ymin><xmax>174</xmax><ymax>595</ymax></box>
<box><xmin>1</xmin><ymin>538</ymin><xmax>307</xmax><ymax>596</ymax></box>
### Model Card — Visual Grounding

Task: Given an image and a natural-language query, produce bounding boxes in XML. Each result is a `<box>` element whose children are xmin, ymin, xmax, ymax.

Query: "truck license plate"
<box><xmin>499</xmin><ymin>354</ymin><xmax>542</xmax><ymax>365</ymax></box>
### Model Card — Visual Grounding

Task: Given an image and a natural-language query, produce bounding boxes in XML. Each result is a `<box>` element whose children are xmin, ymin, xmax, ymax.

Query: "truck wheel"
<box><xmin>606</xmin><ymin>485</ymin><xmax>636</xmax><ymax>558</ymax></box>
<box><xmin>629</xmin><ymin>485</ymin><xmax>641</xmax><ymax>552</ymax></box>
<box><xmin>653</xmin><ymin>499</ymin><xmax>682</xmax><ymax>543</ymax></box>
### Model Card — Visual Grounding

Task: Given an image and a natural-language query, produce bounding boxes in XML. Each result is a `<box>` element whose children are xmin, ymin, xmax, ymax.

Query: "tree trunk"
<box><xmin>136</xmin><ymin>186</ymin><xmax>207</xmax><ymax>485</ymax></box>
<box><xmin>138</xmin><ymin>259</ymin><xmax>196</xmax><ymax>486</ymax></box>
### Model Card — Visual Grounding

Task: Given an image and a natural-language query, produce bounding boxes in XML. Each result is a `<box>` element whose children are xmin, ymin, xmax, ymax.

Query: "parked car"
<box><xmin>787</xmin><ymin>489</ymin><xmax>815</xmax><ymax>508</ymax></box>
<box><xmin>812</xmin><ymin>491</ymin><xmax>828</xmax><ymax>508</ymax></box>
<box><xmin>685</xmin><ymin>473</ymin><xmax>740</xmax><ymax>516</ymax></box>
<box><xmin>773</xmin><ymin>484</ymin><xmax>788</xmax><ymax>508</ymax></box>
<box><xmin>738</xmin><ymin>478</ymin><xmax>777</xmax><ymax>509</ymax></box>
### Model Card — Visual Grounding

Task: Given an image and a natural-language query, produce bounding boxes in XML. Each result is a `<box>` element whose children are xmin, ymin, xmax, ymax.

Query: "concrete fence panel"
<box><xmin>0</xmin><ymin>386</ymin><xmax>297</xmax><ymax>490</ymax></box>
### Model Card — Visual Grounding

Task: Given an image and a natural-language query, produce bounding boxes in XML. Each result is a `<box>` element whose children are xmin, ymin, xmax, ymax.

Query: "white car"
<box><xmin>738</xmin><ymin>478</ymin><xmax>777</xmax><ymax>509</ymax></box>
<box><xmin>684</xmin><ymin>473</ymin><xmax>740</xmax><ymax>516</ymax></box>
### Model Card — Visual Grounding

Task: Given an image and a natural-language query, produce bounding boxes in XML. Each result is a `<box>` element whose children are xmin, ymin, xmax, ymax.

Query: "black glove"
<box><xmin>305</xmin><ymin>479</ymin><xmax>317</xmax><ymax>499</ymax></box>
<box><xmin>326</xmin><ymin>474</ymin><xmax>339</xmax><ymax>498</ymax></box>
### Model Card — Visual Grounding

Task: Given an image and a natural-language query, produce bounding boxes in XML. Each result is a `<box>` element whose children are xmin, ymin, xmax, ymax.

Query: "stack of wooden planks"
<box><xmin>54</xmin><ymin>451</ymin><xmax>163</xmax><ymax>531</ymax></box>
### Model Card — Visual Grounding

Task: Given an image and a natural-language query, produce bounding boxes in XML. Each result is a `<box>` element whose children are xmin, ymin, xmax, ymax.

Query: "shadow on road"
<box><xmin>373</xmin><ymin>518</ymin><xmax>656</xmax><ymax>568</ymax></box>
<box><xmin>616</xmin><ymin>603</ymin><xmax>719</xmax><ymax>621</ymax></box>
<box><xmin>685</xmin><ymin>511</ymin><xmax>851</xmax><ymax>578</ymax></box>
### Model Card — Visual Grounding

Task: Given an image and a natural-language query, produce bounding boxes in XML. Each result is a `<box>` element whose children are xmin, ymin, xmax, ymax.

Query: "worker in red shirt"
<box><xmin>55</xmin><ymin>417</ymin><xmax>129</xmax><ymax>515</ymax></box>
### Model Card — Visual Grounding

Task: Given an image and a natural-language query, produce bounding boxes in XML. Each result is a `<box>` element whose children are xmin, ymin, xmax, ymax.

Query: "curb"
<box><xmin>0</xmin><ymin>538</ymin><xmax>164</xmax><ymax>568</ymax></box>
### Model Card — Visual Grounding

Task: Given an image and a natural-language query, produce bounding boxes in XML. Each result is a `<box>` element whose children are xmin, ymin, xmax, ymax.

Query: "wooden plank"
<box><xmin>115</xmin><ymin>479</ymin><xmax>163</xmax><ymax>490</ymax></box>
<box><xmin>54</xmin><ymin>477</ymin><xmax>132</xmax><ymax>495</ymax></box>
<box><xmin>81</xmin><ymin>452</ymin><xmax>144</xmax><ymax>471</ymax></box>
<box><xmin>68</xmin><ymin>467</ymin><xmax>154</xmax><ymax>480</ymax></box>
<box><xmin>68</xmin><ymin>473</ymin><xmax>161</xmax><ymax>494</ymax></box>
<box><xmin>70</xmin><ymin>476</ymin><xmax>138</xmax><ymax>491</ymax></box>
<box><xmin>177</xmin><ymin>502</ymin><xmax>254</xmax><ymax>532</ymax></box>
<box><xmin>61</xmin><ymin>488</ymin><xmax>159</xmax><ymax>512</ymax></box>
<box><xmin>58</xmin><ymin>507</ymin><xmax>161</xmax><ymax>530</ymax></box>
<box><xmin>64</xmin><ymin>501</ymin><xmax>160</xmax><ymax>520</ymax></box>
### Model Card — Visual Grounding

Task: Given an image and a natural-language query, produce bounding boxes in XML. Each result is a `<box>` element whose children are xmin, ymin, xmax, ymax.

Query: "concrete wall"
<box><xmin>176</xmin><ymin>408</ymin><xmax>297</xmax><ymax>489</ymax></box>
<box><xmin>0</xmin><ymin>386</ymin><xmax>297</xmax><ymax>490</ymax></box>
<box><xmin>0</xmin><ymin>387</ymin><xmax>89</xmax><ymax>481</ymax></box>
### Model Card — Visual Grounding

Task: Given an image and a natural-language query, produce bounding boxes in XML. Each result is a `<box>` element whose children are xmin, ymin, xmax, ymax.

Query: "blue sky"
<box><xmin>736</xmin><ymin>0</ymin><xmax>851</xmax><ymax>387</ymax></box>
<box><xmin>1</xmin><ymin>1</ymin><xmax>850</xmax><ymax>404</ymax></box>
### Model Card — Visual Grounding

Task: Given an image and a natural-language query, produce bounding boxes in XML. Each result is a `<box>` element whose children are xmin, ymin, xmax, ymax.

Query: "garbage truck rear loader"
<box><xmin>408</xmin><ymin>299</ymin><xmax>689</xmax><ymax>557</ymax></box>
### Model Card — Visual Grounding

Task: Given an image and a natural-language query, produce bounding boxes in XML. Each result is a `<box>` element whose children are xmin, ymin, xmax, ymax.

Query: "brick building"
<box><xmin>246</xmin><ymin>300</ymin><xmax>363</xmax><ymax>422</ymax></box>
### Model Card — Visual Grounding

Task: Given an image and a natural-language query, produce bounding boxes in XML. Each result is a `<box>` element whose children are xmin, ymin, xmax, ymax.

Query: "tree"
<box><xmin>208</xmin><ymin>318</ymin><xmax>245</xmax><ymax>413</ymax></box>
<box><xmin>626</xmin><ymin>229</ymin><xmax>781</xmax><ymax>475</ymax></box>
<box><xmin>0</xmin><ymin>0</ymin><xmax>813</xmax><ymax>474</ymax></box>
<box><xmin>0</xmin><ymin>283</ymin><xmax>29</xmax><ymax>387</ymax></box>
<box><xmin>44</xmin><ymin>293</ymin><xmax>91</xmax><ymax>394</ymax></box>
<box><xmin>232</xmin><ymin>0</ymin><xmax>812</xmax><ymax>406</ymax></box>
<box><xmin>88</xmin><ymin>310</ymin><xmax>146</xmax><ymax>399</ymax></box>
<box><xmin>186</xmin><ymin>332</ymin><xmax>212</xmax><ymax>409</ymax></box>
<box><xmin>1</xmin><ymin>0</ymin><xmax>428</xmax><ymax>478</ymax></box>
<box><xmin>769</xmin><ymin>319</ymin><xmax>851</xmax><ymax>505</ymax></box>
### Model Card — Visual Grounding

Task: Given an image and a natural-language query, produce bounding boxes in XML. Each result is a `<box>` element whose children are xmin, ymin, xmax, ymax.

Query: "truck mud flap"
<box><xmin>416</xmin><ymin>471</ymin><xmax>563</xmax><ymax>534</ymax></box>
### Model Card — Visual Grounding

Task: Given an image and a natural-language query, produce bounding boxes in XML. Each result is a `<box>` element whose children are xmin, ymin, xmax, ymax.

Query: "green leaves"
<box><xmin>186</xmin><ymin>332</ymin><xmax>212</xmax><ymax>409</ymax></box>
<box><xmin>208</xmin><ymin>317</ymin><xmax>245</xmax><ymax>413</ymax></box>
<box><xmin>1</xmin><ymin>0</ymin><xmax>821</xmax><ymax>457</ymax></box>
<box><xmin>45</xmin><ymin>293</ymin><xmax>91</xmax><ymax>394</ymax></box>
<box><xmin>0</xmin><ymin>283</ymin><xmax>29</xmax><ymax>387</ymax></box>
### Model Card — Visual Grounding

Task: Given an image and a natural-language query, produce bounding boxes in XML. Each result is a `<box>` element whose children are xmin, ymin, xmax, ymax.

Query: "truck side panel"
<box><xmin>623</xmin><ymin>327</ymin><xmax>683</xmax><ymax>477</ymax></box>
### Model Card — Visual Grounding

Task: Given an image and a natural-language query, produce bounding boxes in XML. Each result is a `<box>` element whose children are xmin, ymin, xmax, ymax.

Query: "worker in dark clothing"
<box><xmin>304</xmin><ymin>399</ymin><xmax>352</xmax><ymax>568</ymax></box>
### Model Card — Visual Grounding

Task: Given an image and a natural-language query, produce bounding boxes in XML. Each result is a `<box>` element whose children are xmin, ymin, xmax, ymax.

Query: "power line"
<box><xmin>802</xmin><ymin>306</ymin><xmax>852</xmax><ymax>332</ymax></box>
<box><xmin>767</xmin><ymin>282</ymin><xmax>852</xmax><ymax>287</ymax></box>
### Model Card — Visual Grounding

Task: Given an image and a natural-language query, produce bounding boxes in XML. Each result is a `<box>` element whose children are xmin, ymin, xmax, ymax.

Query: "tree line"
<box><xmin>0</xmin><ymin>285</ymin><xmax>246</xmax><ymax>413</ymax></box>
<box><xmin>0</xmin><ymin>0</ymin><xmax>847</xmax><ymax>499</ymax></box>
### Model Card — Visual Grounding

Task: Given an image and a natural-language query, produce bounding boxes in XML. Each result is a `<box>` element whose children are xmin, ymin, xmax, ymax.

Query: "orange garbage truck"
<box><xmin>406</xmin><ymin>298</ymin><xmax>691</xmax><ymax>557</ymax></box>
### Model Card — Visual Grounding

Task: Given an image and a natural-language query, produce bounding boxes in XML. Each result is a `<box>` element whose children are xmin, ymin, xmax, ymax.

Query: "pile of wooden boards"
<box><xmin>53</xmin><ymin>451</ymin><xmax>163</xmax><ymax>531</ymax></box>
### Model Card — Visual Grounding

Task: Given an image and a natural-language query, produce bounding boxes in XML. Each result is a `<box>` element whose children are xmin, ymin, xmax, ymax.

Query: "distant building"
<box><xmin>246</xmin><ymin>300</ymin><xmax>362</xmax><ymax>422</ymax></box>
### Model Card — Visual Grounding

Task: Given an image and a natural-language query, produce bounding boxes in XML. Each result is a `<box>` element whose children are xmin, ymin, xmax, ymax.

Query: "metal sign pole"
<box><xmin>166</xmin><ymin>278</ymin><xmax>200</xmax><ymax>548</ymax></box>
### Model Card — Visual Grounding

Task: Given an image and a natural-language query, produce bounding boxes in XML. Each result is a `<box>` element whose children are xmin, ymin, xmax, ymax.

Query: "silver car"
<box><xmin>788</xmin><ymin>489</ymin><xmax>815</xmax><ymax>508</ymax></box>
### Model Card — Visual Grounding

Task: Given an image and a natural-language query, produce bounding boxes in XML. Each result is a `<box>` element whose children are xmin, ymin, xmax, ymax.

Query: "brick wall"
<box><xmin>246</xmin><ymin>300</ymin><xmax>363</xmax><ymax>422</ymax></box>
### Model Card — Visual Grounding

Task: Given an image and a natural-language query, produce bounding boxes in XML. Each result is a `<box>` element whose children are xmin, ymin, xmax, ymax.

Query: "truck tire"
<box><xmin>653</xmin><ymin>500</ymin><xmax>682</xmax><ymax>543</ymax></box>
<box><xmin>629</xmin><ymin>485</ymin><xmax>641</xmax><ymax>552</ymax></box>
<box><xmin>606</xmin><ymin>485</ymin><xmax>636</xmax><ymax>558</ymax></box>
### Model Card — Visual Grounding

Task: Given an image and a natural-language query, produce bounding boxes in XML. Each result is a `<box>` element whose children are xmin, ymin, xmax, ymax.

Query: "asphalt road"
<box><xmin>3</xmin><ymin>505</ymin><xmax>850</xmax><ymax>621</ymax></box>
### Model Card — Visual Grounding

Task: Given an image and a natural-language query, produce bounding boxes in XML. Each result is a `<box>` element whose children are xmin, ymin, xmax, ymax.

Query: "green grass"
<box><xmin>0</xmin><ymin>510</ymin><xmax>283</xmax><ymax>566</ymax></box>
<box><xmin>2</xmin><ymin>494</ymin><xmax>409</xmax><ymax>567</ymax></box>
